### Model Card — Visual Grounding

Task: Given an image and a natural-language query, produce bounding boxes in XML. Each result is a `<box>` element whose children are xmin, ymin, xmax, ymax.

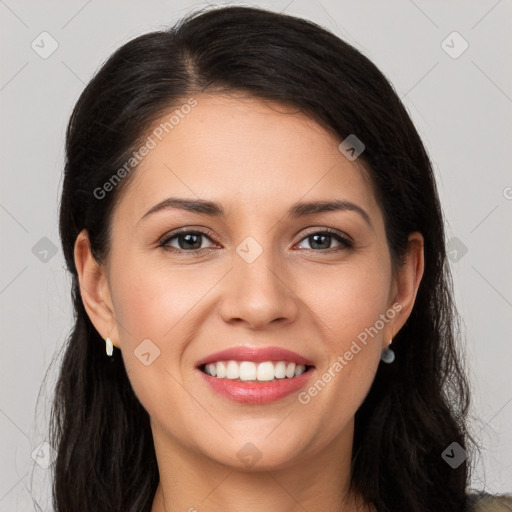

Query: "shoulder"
<box><xmin>468</xmin><ymin>492</ymin><xmax>512</xmax><ymax>512</ymax></box>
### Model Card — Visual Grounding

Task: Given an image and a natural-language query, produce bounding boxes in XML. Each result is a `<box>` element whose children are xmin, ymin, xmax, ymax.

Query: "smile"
<box><xmin>201</xmin><ymin>360</ymin><xmax>311</xmax><ymax>381</ymax></box>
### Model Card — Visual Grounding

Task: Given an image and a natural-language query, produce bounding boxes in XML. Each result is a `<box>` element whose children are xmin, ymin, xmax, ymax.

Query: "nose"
<box><xmin>218</xmin><ymin>245</ymin><xmax>299</xmax><ymax>330</ymax></box>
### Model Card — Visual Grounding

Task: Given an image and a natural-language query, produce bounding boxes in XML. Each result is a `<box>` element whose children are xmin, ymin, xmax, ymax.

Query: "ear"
<box><xmin>74</xmin><ymin>229</ymin><xmax>119</xmax><ymax>349</ymax></box>
<box><xmin>384</xmin><ymin>231</ymin><xmax>425</xmax><ymax>346</ymax></box>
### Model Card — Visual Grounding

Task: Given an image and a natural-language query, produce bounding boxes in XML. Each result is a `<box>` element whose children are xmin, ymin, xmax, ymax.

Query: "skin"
<box><xmin>74</xmin><ymin>93</ymin><xmax>424</xmax><ymax>512</ymax></box>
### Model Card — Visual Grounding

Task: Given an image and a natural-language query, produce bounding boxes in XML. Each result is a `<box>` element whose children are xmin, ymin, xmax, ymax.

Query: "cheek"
<box><xmin>296</xmin><ymin>260</ymin><xmax>390</xmax><ymax>432</ymax></box>
<box><xmin>302</xmin><ymin>257</ymin><xmax>391</xmax><ymax>344</ymax></box>
<box><xmin>304</xmin><ymin>257</ymin><xmax>390</xmax><ymax>410</ymax></box>
<box><xmin>110</xmin><ymin>252</ymin><xmax>208</xmax><ymax>342</ymax></box>
<box><xmin>109</xmin><ymin>255</ymin><xmax>202</xmax><ymax>429</ymax></box>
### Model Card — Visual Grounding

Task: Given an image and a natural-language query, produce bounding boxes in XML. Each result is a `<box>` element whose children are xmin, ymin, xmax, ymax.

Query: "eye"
<box><xmin>159</xmin><ymin>230</ymin><xmax>218</xmax><ymax>253</ymax></box>
<box><xmin>158</xmin><ymin>227</ymin><xmax>353</xmax><ymax>254</ymax></box>
<box><xmin>295</xmin><ymin>229</ymin><xmax>353</xmax><ymax>252</ymax></box>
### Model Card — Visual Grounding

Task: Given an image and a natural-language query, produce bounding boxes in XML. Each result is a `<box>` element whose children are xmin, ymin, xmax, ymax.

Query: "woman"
<box><xmin>50</xmin><ymin>5</ymin><xmax>511</xmax><ymax>512</ymax></box>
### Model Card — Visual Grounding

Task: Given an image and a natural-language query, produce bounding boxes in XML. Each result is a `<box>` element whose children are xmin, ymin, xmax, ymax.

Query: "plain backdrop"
<box><xmin>1</xmin><ymin>0</ymin><xmax>511</xmax><ymax>509</ymax></box>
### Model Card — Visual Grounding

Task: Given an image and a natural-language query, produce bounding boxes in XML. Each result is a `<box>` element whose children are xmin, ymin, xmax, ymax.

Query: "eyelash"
<box><xmin>158</xmin><ymin>227</ymin><xmax>353</xmax><ymax>254</ymax></box>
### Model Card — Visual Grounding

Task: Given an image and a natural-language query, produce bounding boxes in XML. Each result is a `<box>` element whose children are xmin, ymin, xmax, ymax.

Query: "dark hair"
<box><xmin>48</xmin><ymin>5</ymin><xmax>482</xmax><ymax>511</ymax></box>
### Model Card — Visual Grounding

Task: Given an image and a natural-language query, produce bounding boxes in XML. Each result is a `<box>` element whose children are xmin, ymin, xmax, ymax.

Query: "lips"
<box><xmin>195</xmin><ymin>345</ymin><xmax>315</xmax><ymax>368</ymax></box>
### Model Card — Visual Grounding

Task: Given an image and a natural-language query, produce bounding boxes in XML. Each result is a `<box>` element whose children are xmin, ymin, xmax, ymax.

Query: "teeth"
<box><xmin>226</xmin><ymin>360</ymin><xmax>239</xmax><ymax>379</ymax></box>
<box><xmin>203</xmin><ymin>361</ymin><xmax>308</xmax><ymax>381</ymax></box>
<box><xmin>257</xmin><ymin>362</ymin><xmax>274</xmax><ymax>381</ymax></box>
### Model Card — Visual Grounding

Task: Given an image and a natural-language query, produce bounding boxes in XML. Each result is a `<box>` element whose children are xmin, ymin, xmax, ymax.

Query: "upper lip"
<box><xmin>195</xmin><ymin>346</ymin><xmax>314</xmax><ymax>368</ymax></box>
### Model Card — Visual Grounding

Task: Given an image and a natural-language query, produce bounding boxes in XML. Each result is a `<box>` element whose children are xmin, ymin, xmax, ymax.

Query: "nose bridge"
<box><xmin>219</xmin><ymin>229</ymin><xmax>298</xmax><ymax>328</ymax></box>
<box><xmin>236</xmin><ymin>235</ymin><xmax>280</xmax><ymax>288</ymax></box>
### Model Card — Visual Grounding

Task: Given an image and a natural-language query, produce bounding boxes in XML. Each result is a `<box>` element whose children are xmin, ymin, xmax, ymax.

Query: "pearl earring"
<box><xmin>105</xmin><ymin>336</ymin><xmax>114</xmax><ymax>357</ymax></box>
<box><xmin>381</xmin><ymin>339</ymin><xmax>395</xmax><ymax>364</ymax></box>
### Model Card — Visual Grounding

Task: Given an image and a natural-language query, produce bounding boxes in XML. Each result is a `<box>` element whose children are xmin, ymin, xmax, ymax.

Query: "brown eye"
<box><xmin>296</xmin><ymin>229</ymin><xmax>352</xmax><ymax>251</ymax></box>
<box><xmin>160</xmin><ymin>230</ymin><xmax>217</xmax><ymax>252</ymax></box>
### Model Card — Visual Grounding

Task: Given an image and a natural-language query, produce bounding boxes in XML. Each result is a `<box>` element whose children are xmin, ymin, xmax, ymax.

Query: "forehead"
<box><xmin>114</xmin><ymin>93</ymin><xmax>381</xmax><ymax>227</ymax></box>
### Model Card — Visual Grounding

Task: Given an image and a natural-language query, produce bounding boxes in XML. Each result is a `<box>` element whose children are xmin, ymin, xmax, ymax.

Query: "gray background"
<box><xmin>1</xmin><ymin>0</ymin><xmax>511</xmax><ymax>509</ymax></box>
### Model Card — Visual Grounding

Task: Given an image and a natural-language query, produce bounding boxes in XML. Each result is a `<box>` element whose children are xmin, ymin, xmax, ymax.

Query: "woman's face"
<box><xmin>77</xmin><ymin>93</ymin><xmax>423</xmax><ymax>472</ymax></box>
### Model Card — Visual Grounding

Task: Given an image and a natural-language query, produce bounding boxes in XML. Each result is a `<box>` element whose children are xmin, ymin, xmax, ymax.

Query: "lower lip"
<box><xmin>197</xmin><ymin>367</ymin><xmax>315</xmax><ymax>404</ymax></box>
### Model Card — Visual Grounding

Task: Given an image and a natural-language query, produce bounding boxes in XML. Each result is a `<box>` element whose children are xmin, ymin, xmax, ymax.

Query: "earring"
<box><xmin>381</xmin><ymin>339</ymin><xmax>395</xmax><ymax>364</ymax></box>
<box><xmin>105</xmin><ymin>336</ymin><xmax>114</xmax><ymax>357</ymax></box>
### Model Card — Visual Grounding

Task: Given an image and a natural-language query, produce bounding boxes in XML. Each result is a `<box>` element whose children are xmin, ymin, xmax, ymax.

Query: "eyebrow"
<box><xmin>137</xmin><ymin>197</ymin><xmax>373</xmax><ymax>228</ymax></box>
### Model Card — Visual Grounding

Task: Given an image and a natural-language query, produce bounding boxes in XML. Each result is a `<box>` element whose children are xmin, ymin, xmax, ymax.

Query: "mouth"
<box><xmin>196</xmin><ymin>362</ymin><xmax>316</xmax><ymax>404</ymax></box>
<box><xmin>194</xmin><ymin>345</ymin><xmax>316</xmax><ymax>403</ymax></box>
